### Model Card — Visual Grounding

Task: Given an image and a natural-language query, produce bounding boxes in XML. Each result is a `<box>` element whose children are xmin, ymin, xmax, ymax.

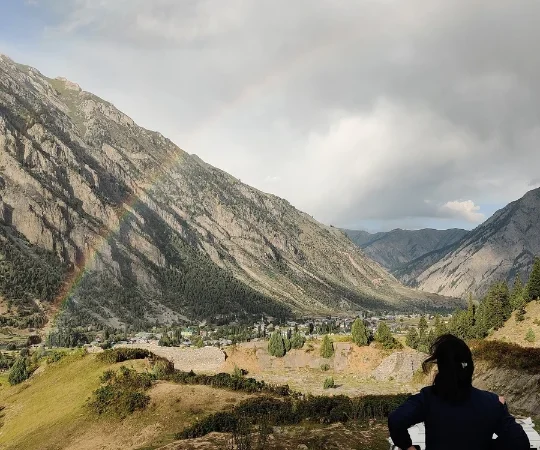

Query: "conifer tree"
<box><xmin>375</xmin><ymin>322</ymin><xmax>402</xmax><ymax>350</ymax></box>
<box><xmin>268</xmin><ymin>331</ymin><xmax>286</xmax><ymax>357</ymax></box>
<box><xmin>527</xmin><ymin>257</ymin><xmax>540</xmax><ymax>301</ymax></box>
<box><xmin>510</xmin><ymin>274</ymin><xmax>525</xmax><ymax>311</ymax></box>
<box><xmin>433</xmin><ymin>314</ymin><xmax>447</xmax><ymax>337</ymax></box>
<box><xmin>351</xmin><ymin>318</ymin><xmax>369</xmax><ymax>346</ymax></box>
<box><xmin>426</xmin><ymin>328</ymin><xmax>436</xmax><ymax>351</ymax></box>
<box><xmin>405</xmin><ymin>327</ymin><xmax>419</xmax><ymax>349</ymax></box>
<box><xmin>320</xmin><ymin>334</ymin><xmax>334</xmax><ymax>358</ymax></box>
<box><xmin>418</xmin><ymin>315</ymin><xmax>428</xmax><ymax>336</ymax></box>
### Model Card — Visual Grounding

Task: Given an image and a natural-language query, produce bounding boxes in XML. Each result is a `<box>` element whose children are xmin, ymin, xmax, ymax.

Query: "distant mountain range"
<box><xmin>346</xmin><ymin>188</ymin><xmax>540</xmax><ymax>298</ymax></box>
<box><xmin>343</xmin><ymin>228</ymin><xmax>467</xmax><ymax>271</ymax></box>
<box><xmin>0</xmin><ymin>54</ymin><xmax>455</xmax><ymax>330</ymax></box>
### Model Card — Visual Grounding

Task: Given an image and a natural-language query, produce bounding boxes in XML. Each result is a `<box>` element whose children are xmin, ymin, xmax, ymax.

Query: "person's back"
<box><xmin>388</xmin><ymin>334</ymin><xmax>530</xmax><ymax>450</ymax></box>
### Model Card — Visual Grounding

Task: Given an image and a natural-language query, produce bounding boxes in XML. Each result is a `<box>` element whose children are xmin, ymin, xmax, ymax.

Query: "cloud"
<box><xmin>4</xmin><ymin>0</ymin><xmax>540</xmax><ymax>230</ymax></box>
<box><xmin>439</xmin><ymin>200</ymin><xmax>485</xmax><ymax>223</ymax></box>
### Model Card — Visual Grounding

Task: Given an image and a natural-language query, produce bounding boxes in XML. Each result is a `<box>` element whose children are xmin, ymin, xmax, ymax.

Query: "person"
<box><xmin>388</xmin><ymin>334</ymin><xmax>530</xmax><ymax>450</ymax></box>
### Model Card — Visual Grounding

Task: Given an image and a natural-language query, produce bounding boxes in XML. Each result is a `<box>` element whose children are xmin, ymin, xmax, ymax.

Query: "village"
<box><xmin>86</xmin><ymin>312</ymin><xmax>450</xmax><ymax>350</ymax></box>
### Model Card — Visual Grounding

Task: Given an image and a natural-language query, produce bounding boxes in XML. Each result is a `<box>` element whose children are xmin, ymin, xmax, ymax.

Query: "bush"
<box><xmin>290</xmin><ymin>332</ymin><xmax>306</xmax><ymax>349</ymax></box>
<box><xmin>320</xmin><ymin>363</ymin><xmax>330</xmax><ymax>371</ymax></box>
<box><xmin>96</xmin><ymin>348</ymin><xmax>152</xmax><ymax>364</ymax></box>
<box><xmin>525</xmin><ymin>329</ymin><xmax>536</xmax><ymax>343</ymax></box>
<box><xmin>284</xmin><ymin>337</ymin><xmax>292</xmax><ymax>352</ymax></box>
<box><xmin>323</xmin><ymin>377</ymin><xmax>335</xmax><ymax>389</ymax></box>
<box><xmin>471</xmin><ymin>340</ymin><xmax>540</xmax><ymax>374</ymax></box>
<box><xmin>152</xmin><ymin>357</ymin><xmax>175</xmax><ymax>378</ymax></box>
<box><xmin>8</xmin><ymin>356</ymin><xmax>30</xmax><ymax>385</ymax></box>
<box><xmin>89</xmin><ymin>366</ymin><xmax>152</xmax><ymax>417</ymax></box>
<box><xmin>320</xmin><ymin>335</ymin><xmax>334</xmax><ymax>358</ymax></box>
<box><xmin>176</xmin><ymin>393</ymin><xmax>411</xmax><ymax>439</ymax></box>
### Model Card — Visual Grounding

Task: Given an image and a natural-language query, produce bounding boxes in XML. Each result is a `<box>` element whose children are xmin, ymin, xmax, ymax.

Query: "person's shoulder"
<box><xmin>419</xmin><ymin>386</ymin><xmax>433</xmax><ymax>398</ymax></box>
<box><xmin>471</xmin><ymin>387</ymin><xmax>501</xmax><ymax>404</ymax></box>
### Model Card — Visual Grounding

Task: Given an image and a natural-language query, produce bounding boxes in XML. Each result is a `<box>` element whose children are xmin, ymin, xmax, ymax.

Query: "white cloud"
<box><xmin>6</xmin><ymin>0</ymin><xmax>540</xmax><ymax>230</ymax></box>
<box><xmin>439</xmin><ymin>200</ymin><xmax>485</xmax><ymax>223</ymax></box>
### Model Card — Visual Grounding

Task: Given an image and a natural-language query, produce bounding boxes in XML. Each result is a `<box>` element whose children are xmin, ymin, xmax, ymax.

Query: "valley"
<box><xmin>0</xmin><ymin>46</ymin><xmax>540</xmax><ymax>450</ymax></box>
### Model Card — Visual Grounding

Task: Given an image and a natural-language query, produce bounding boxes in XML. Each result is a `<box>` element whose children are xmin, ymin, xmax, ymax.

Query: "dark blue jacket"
<box><xmin>388</xmin><ymin>386</ymin><xmax>530</xmax><ymax>450</ymax></box>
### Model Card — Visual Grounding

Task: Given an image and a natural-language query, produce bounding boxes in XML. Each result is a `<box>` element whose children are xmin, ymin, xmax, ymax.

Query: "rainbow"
<box><xmin>52</xmin><ymin>27</ymin><xmax>354</xmax><ymax>318</ymax></box>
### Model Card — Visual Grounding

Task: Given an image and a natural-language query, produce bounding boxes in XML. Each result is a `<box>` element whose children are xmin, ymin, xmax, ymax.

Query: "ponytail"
<box><xmin>422</xmin><ymin>334</ymin><xmax>474</xmax><ymax>402</ymax></box>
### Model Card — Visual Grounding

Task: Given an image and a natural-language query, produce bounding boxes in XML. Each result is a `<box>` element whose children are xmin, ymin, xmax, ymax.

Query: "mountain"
<box><xmin>0</xmin><ymin>54</ymin><xmax>456</xmax><ymax>329</ymax></box>
<box><xmin>397</xmin><ymin>188</ymin><xmax>540</xmax><ymax>298</ymax></box>
<box><xmin>343</xmin><ymin>228</ymin><xmax>467</xmax><ymax>270</ymax></box>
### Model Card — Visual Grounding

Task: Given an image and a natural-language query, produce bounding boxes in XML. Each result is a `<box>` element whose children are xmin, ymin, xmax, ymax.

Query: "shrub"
<box><xmin>176</xmin><ymin>393</ymin><xmax>411</xmax><ymax>440</ymax></box>
<box><xmin>320</xmin><ymin>363</ymin><xmax>330</xmax><ymax>371</ymax></box>
<box><xmin>89</xmin><ymin>366</ymin><xmax>152</xmax><ymax>417</ymax></box>
<box><xmin>268</xmin><ymin>331</ymin><xmax>286</xmax><ymax>357</ymax></box>
<box><xmin>525</xmin><ymin>329</ymin><xmax>536</xmax><ymax>343</ymax></box>
<box><xmin>152</xmin><ymin>357</ymin><xmax>175</xmax><ymax>378</ymax></box>
<box><xmin>8</xmin><ymin>357</ymin><xmax>30</xmax><ymax>385</ymax></box>
<box><xmin>233</xmin><ymin>365</ymin><xmax>244</xmax><ymax>378</ymax></box>
<box><xmin>471</xmin><ymin>340</ymin><xmax>540</xmax><ymax>374</ymax></box>
<box><xmin>283</xmin><ymin>337</ymin><xmax>292</xmax><ymax>352</ymax></box>
<box><xmin>323</xmin><ymin>377</ymin><xmax>335</xmax><ymax>389</ymax></box>
<box><xmin>320</xmin><ymin>335</ymin><xmax>334</xmax><ymax>358</ymax></box>
<box><xmin>290</xmin><ymin>332</ymin><xmax>306</xmax><ymax>349</ymax></box>
<box><xmin>96</xmin><ymin>348</ymin><xmax>152</xmax><ymax>364</ymax></box>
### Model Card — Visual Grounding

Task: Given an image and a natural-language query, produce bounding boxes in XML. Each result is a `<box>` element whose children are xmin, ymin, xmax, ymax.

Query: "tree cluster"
<box><xmin>374</xmin><ymin>322</ymin><xmax>402</xmax><ymax>350</ymax></box>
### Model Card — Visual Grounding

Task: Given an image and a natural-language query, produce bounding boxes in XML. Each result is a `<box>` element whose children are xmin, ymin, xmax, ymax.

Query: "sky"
<box><xmin>1</xmin><ymin>0</ymin><xmax>540</xmax><ymax>232</ymax></box>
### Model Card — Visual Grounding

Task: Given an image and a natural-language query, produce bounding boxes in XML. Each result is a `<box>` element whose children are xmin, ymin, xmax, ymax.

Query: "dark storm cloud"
<box><xmin>7</xmin><ymin>0</ymin><xmax>540</xmax><ymax>230</ymax></box>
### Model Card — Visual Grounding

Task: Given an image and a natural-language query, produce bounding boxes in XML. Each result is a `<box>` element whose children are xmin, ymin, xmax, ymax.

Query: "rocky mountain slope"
<box><xmin>0</xmin><ymin>54</ymin><xmax>454</xmax><ymax>329</ymax></box>
<box><xmin>343</xmin><ymin>228</ymin><xmax>467</xmax><ymax>270</ymax></box>
<box><xmin>396</xmin><ymin>188</ymin><xmax>540</xmax><ymax>298</ymax></box>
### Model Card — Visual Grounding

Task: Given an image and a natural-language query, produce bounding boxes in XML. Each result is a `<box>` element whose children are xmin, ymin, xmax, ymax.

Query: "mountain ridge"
<box><xmin>395</xmin><ymin>187</ymin><xmax>540</xmax><ymax>297</ymax></box>
<box><xmin>0</xmin><ymin>53</ymin><xmax>457</xmax><ymax>330</ymax></box>
<box><xmin>343</xmin><ymin>227</ymin><xmax>467</xmax><ymax>270</ymax></box>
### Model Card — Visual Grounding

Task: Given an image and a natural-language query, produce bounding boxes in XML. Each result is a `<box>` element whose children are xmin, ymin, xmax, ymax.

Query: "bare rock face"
<box><xmin>371</xmin><ymin>350</ymin><xmax>426</xmax><ymax>382</ymax></box>
<box><xmin>0</xmin><ymin>54</ymin><xmax>456</xmax><ymax>328</ymax></box>
<box><xmin>396</xmin><ymin>188</ymin><xmax>540</xmax><ymax>298</ymax></box>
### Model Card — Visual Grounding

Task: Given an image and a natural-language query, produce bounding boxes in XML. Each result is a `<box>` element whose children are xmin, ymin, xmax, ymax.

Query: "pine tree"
<box><xmin>351</xmin><ymin>318</ymin><xmax>369</xmax><ymax>346</ymax></box>
<box><xmin>434</xmin><ymin>314</ymin><xmax>447</xmax><ymax>337</ymax></box>
<box><xmin>527</xmin><ymin>257</ymin><xmax>540</xmax><ymax>301</ymax></box>
<box><xmin>418</xmin><ymin>315</ymin><xmax>428</xmax><ymax>336</ymax></box>
<box><xmin>426</xmin><ymin>328</ymin><xmax>436</xmax><ymax>351</ymax></box>
<box><xmin>375</xmin><ymin>322</ymin><xmax>402</xmax><ymax>350</ymax></box>
<box><xmin>405</xmin><ymin>327</ymin><xmax>419</xmax><ymax>349</ymax></box>
<box><xmin>268</xmin><ymin>331</ymin><xmax>286</xmax><ymax>357</ymax></box>
<box><xmin>510</xmin><ymin>275</ymin><xmax>525</xmax><ymax>310</ymax></box>
<box><xmin>320</xmin><ymin>334</ymin><xmax>334</xmax><ymax>358</ymax></box>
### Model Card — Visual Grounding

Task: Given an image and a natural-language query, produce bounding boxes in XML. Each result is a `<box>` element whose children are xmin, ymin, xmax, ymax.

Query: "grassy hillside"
<box><xmin>0</xmin><ymin>351</ymin><xmax>251</xmax><ymax>450</ymax></box>
<box><xmin>489</xmin><ymin>300</ymin><xmax>540</xmax><ymax>348</ymax></box>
